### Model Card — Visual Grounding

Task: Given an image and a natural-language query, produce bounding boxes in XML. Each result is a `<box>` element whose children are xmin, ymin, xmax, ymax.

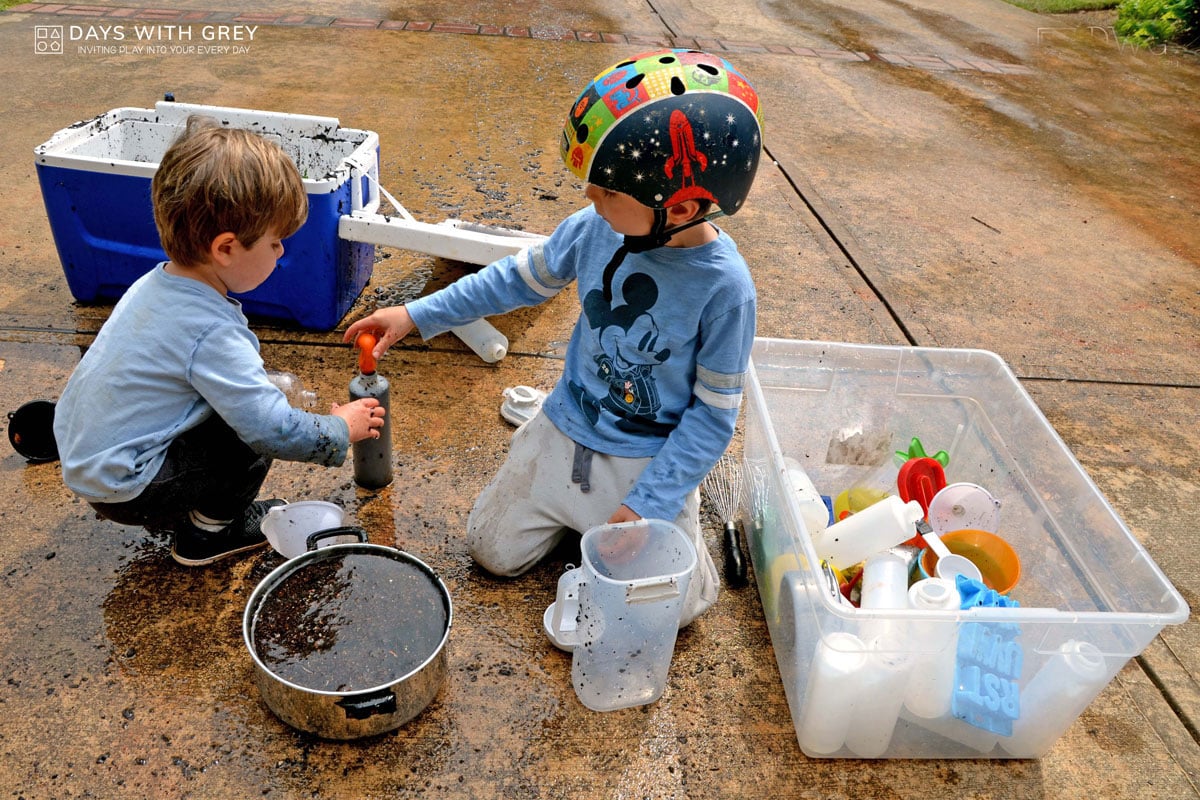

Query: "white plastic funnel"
<box><xmin>261</xmin><ymin>501</ymin><xmax>348</xmax><ymax>559</ymax></box>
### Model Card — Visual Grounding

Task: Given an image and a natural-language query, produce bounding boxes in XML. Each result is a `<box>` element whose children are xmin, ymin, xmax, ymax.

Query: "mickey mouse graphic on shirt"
<box><xmin>572</xmin><ymin>271</ymin><xmax>675</xmax><ymax>437</ymax></box>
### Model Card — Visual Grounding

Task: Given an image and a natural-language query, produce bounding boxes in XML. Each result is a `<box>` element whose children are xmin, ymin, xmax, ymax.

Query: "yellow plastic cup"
<box><xmin>832</xmin><ymin>487</ymin><xmax>891</xmax><ymax>522</ymax></box>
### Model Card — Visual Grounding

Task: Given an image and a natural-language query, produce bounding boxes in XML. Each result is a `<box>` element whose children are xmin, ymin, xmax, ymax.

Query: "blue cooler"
<box><xmin>34</xmin><ymin>101</ymin><xmax>379</xmax><ymax>330</ymax></box>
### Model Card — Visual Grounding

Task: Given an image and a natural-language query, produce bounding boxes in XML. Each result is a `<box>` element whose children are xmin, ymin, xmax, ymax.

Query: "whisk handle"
<box><xmin>722</xmin><ymin>520</ymin><xmax>749</xmax><ymax>588</ymax></box>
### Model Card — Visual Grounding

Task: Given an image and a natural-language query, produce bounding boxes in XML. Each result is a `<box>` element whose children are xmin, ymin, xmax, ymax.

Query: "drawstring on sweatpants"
<box><xmin>571</xmin><ymin>442</ymin><xmax>595</xmax><ymax>493</ymax></box>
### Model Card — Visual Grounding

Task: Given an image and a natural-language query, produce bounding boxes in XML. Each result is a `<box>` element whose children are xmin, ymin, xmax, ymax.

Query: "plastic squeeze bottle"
<box><xmin>810</xmin><ymin>495</ymin><xmax>924</xmax><ymax>570</ymax></box>
<box><xmin>450</xmin><ymin>318</ymin><xmax>508</xmax><ymax>363</ymax></box>
<box><xmin>782</xmin><ymin>456</ymin><xmax>831</xmax><ymax>535</ymax></box>
<box><xmin>903</xmin><ymin>578</ymin><xmax>962</xmax><ymax>719</ymax></box>
<box><xmin>265</xmin><ymin>370</ymin><xmax>318</xmax><ymax>408</ymax></box>
<box><xmin>1001</xmin><ymin>640</ymin><xmax>1109</xmax><ymax>757</ymax></box>
<box><xmin>350</xmin><ymin>333</ymin><xmax>393</xmax><ymax>489</ymax></box>
<box><xmin>843</xmin><ymin>634</ymin><xmax>912</xmax><ymax>758</ymax></box>
<box><xmin>797</xmin><ymin>632</ymin><xmax>867</xmax><ymax>755</ymax></box>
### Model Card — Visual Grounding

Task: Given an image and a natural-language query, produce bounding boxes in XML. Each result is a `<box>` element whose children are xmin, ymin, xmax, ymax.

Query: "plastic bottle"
<box><xmin>1001</xmin><ymin>640</ymin><xmax>1109</xmax><ymax>757</ymax></box>
<box><xmin>809</xmin><ymin>495</ymin><xmax>924</xmax><ymax>571</ymax></box>
<box><xmin>782</xmin><ymin>456</ymin><xmax>830</xmax><ymax>535</ymax></box>
<box><xmin>797</xmin><ymin>632</ymin><xmax>867</xmax><ymax>755</ymax></box>
<box><xmin>859</xmin><ymin>551</ymin><xmax>911</xmax><ymax>641</ymax></box>
<box><xmin>349</xmin><ymin>334</ymin><xmax>393</xmax><ymax>489</ymax></box>
<box><xmin>266</xmin><ymin>370</ymin><xmax>318</xmax><ymax>409</ymax></box>
<box><xmin>898</xmin><ymin>707</ymin><xmax>999</xmax><ymax>754</ymax></box>
<box><xmin>843</xmin><ymin>635</ymin><xmax>912</xmax><ymax>757</ymax></box>
<box><xmin>451</xmin><ymin>318</ymin><xmax>508</xmax><ymax>363</ymax></box>
<box><xmin>860</xmin><ymin>552</ymin><xmax>910</xmax><ymax>610</ymax></box>
<box><xmin>903</xmin><ymin>578</ymin><xmax>961</xmax><ymax>719</ymax></box>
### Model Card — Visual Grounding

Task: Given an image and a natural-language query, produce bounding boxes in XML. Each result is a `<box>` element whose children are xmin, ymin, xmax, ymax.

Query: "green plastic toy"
<box><xmin>895</xmin><ymin>436</ymin><xmax>950</xmax><ymax>468</ymax></box>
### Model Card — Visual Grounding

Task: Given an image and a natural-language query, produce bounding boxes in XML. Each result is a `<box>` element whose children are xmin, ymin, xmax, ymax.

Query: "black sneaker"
<box><xmin>171</xmin><ymin>499</ymin><xmax>286</xmax><ymax>566</ymax></box>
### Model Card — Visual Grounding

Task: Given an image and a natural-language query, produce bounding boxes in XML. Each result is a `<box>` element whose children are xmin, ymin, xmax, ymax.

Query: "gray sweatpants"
<box><xmin>466</xmin><ymin>412</ymin><xmax>720</xmax><ymax>627</ymax></box>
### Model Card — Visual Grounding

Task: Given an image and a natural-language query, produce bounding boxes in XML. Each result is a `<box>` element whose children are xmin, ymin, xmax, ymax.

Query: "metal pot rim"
<box><xmin>242</xmin><ymin>542</ymin><xmax>453</xmax><ymax>697</ymax></box>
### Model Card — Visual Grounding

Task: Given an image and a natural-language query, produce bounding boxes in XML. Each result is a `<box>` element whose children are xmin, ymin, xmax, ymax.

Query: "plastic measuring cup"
<box><xmin>918</xmin><ymin>528</ymin><xmax>1021</xmax><ymax>593</ymax></box>
<box><xmin>544</xmin><ymin>519</ymin><xmax>697</xmax><ymax>712</ymax></box>
<box><xmin>919</xmin><ymin>525</ymin><xmax>983</xmax><ymax>584</ymax></box>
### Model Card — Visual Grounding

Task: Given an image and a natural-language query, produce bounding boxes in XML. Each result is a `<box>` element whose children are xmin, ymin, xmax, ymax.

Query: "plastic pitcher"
<box><xmin>548</xmin><ymin>520</ymin><xmax>697</xmax><ymax>712</ymax></box>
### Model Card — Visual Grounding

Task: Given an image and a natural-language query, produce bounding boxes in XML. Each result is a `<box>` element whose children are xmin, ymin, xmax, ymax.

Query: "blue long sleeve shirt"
<box><xmin>407</xmin><ymin>205</ymin><xmax>756</xmax><ymax>521</ymax></box>
<box><xmin>55</xmin><ymin>265</ymin><xmax>350</xmax><ymax>504</ymax></box>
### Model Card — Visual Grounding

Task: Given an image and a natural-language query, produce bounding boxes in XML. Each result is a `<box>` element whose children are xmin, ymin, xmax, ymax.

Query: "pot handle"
<box><xmin>336</xmin><ymin>689</ymin><xmax>397</xmax><ymax>720</ymax></box>
<box><xmin>305</xmin><ymin>526</ymin><xmax>369</xmax><ymax>551</ymax></box>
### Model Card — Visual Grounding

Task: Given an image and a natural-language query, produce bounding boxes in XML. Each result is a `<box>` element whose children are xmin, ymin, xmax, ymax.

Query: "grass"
<box><xmin>1002</xmin><ymin>0</ymin><xmax>1118</xmax><ymax>11</ymax></box>
<box><xmin>1007</xmin><ymin>0</ymin><xmax>1197</xmax><ymax>47</ymax></box>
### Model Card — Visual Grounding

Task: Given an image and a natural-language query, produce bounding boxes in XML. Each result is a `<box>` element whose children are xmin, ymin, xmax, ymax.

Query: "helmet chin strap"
<box><xmin>601</xmin><ymin>208</ymin><xmax>720</xmax><ymax>302</ymax></box>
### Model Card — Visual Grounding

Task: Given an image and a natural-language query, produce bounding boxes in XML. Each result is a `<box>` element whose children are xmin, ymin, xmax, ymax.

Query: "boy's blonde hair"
<box><xmin>152</xmin><ymin>116</ymin><xmax>308</xmax><ymax>268</ymax></box>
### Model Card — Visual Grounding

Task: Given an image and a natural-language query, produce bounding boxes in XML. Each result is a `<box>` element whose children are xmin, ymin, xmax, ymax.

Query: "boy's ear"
<box><xmin>666</xmin><ymin>199</ymin><xmax>703</xmax><ymax>225</ymax></box>
<box><xmin>208</xmin><ymin>232</ymin><xmax>239</xmax><ymax>267</ymax></box>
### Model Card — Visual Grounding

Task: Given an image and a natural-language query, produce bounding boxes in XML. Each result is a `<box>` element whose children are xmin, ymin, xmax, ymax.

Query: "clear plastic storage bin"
<box><xmin>743</xmin><ymin>338</ymin><xmax>1188</xmax><ymax>759</ymax></box>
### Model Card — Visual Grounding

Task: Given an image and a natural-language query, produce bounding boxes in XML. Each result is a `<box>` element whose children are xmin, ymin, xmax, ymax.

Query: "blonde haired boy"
<box><xmin>55</xmin><ymin>117</ymin><xmax>386</xmax><ymax>565</ymax></box>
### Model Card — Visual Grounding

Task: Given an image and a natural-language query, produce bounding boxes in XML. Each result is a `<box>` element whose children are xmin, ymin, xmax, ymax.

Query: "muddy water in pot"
<box><xmin>252</xmin><ymin>553</ymin><xmax>448</xmax><ymax>692</ymax></box>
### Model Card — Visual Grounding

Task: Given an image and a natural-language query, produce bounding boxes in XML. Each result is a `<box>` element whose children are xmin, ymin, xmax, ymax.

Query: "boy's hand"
<box><xmin>331</xmin><ymin>398</ymin><xmax>386</xmax><ymax>443</ymax></box>
<box><xmin>343</xmin><ymin>306</ymin><xmax>415</xmax><ymax>361</ymax></box>
<box><xmin>596</xmin><ymin>509</ymin><xmax>649</xmax><ymax>566</ymax></box>
<box><xmin>608</xmin><ymin>504</ymin><xmax>642</xmax><ymax>525</ymax></box>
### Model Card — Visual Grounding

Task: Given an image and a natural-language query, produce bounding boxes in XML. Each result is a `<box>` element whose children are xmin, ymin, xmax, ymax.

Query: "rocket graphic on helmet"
<box><xmin>561</xmin><ymin>49</ymin><xmax>764</xmax><ymax>215</ymax></box>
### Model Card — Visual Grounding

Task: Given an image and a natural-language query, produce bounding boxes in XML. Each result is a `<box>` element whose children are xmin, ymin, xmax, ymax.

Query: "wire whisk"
<box><xmin>703</xmin><ymin>455</ymin><xmax>749</xmax><ymax>588</ymax></box>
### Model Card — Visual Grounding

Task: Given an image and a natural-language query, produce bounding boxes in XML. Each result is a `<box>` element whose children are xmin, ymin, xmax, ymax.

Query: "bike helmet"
<box><xmin>561</xmin><ymin>49</ymin><xmax>763</xmax><ymax>216</ymax></box>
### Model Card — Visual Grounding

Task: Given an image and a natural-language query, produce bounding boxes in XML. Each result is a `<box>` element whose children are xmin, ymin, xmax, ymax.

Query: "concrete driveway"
<box><xmin>1</xmin><ymin>1</ymin><xmax>1197</xmax><ymax>797</ymax></box>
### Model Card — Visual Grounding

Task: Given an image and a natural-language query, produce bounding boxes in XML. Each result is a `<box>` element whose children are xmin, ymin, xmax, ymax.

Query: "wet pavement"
<box><xmin>1</xmin><ymin>1</ymin><xmax>1198</xmax><ymax>798</ymax></box>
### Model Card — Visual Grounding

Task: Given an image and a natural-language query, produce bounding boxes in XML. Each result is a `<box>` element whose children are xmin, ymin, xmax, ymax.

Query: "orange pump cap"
<box><xmin>356</xmin><ymin>333</ymin><xmax>377</xmax><ymax>374</ymax></box>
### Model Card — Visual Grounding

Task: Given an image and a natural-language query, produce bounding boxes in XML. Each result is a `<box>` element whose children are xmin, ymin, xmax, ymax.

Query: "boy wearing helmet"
<box><xmin>345</xmin><ymin>50</ymin><xmax>762</xmax><ymax>626</ymax></box>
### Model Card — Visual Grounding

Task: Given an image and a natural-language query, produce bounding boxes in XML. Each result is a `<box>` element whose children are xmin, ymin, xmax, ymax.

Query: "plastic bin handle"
<box><xmin>626</xmin><ymin>576</ymin><xmax>681</xmax><ymax>605</ymax></box>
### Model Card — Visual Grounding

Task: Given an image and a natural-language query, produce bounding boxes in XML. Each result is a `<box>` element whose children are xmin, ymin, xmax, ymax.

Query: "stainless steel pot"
<box><xmin>242</xmin><ymin>529</ymin><xmax>452</xmax><ymax>739</ymax></box>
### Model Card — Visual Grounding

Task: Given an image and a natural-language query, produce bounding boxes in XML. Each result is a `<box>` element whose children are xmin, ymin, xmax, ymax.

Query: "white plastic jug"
<box><xmin>547</xmin><ymin>520</ymin><xmax>697</xmax><ymax>712</ymax></box>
